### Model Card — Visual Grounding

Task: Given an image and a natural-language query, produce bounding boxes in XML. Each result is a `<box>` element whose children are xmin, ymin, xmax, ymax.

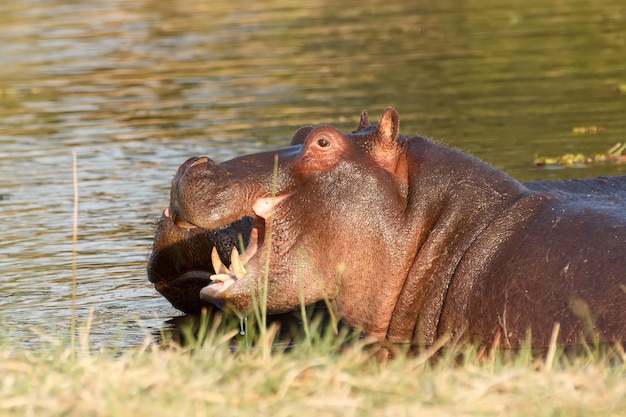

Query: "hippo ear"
<box><xmin>290</xmin><ymin>126</ymin><xmax>315</xmax><ymax>145</ymax></box>
<box><xmin>377</xmin><ymin>107</ymin><xmax>400</xmax><ymax>144</ymax></box>
<box><xmin>375</xmin><ymin>107</ymin><xmax>409</xmax><ymax>200</ymax></box>
<box><xmin>354</xmin><ymin>110</ymin><xmax>370</xmax><ymax>132</ymax></box>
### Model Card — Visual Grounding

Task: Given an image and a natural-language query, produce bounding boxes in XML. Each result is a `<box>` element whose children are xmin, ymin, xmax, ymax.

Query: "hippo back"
<box><xmin>525</xmin><ymin>175</ymin><xmax>626</xmax><ymax>198</ymax></box>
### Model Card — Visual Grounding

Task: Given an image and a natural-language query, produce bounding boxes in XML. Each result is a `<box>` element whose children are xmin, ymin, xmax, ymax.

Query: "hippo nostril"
<box><xmin>178</xmin><ymin>156</ymin><xmax>215</xmax><ymax>172</ymax></box>
<box><xmin>190</xmin><ymin>156</ymin><xmax>210</xmax><ymax>167</ymax></box>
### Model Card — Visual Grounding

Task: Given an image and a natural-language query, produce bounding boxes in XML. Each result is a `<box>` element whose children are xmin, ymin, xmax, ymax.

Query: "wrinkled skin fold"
<box><xmin>148</xmin><ymin>107</ymin><xmax>626</xmax><ymax>348</ymax></box>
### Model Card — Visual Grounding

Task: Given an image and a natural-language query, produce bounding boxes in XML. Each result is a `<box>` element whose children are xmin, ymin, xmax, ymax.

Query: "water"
<box><xmin>240</xmin><ymin>317</ymin><xmax>247</xmax><ymax>336</ymax></box>
<box><xmin>1</xmin><ymin>0</ymin><xmax>625</xmax><ymax>350</ymax></box>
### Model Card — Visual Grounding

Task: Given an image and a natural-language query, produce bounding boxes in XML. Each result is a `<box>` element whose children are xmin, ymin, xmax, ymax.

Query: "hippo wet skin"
<box><xmin>148</xmin><ymin>107</ymin><xmax>626</xmax><ymax>348</ymax></box>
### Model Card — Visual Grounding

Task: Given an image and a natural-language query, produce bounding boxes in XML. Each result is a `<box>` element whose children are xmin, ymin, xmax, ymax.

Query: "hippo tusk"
<box><xmin>210</xmin><ymin>273</ymin><xmax>233</xmax><ymax>283</ymax></box>
<box><xmin>211</xmin><ymin>247</ymin><xmax>230</xmax><ymax>275</ymax></box>
<box><xmin>230</xmin><ymin>247</ymin><xmax>247</xmax><ymax>279</ymax></box>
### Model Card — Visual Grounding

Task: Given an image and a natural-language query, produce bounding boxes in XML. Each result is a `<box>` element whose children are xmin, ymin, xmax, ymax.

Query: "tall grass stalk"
<box><xmin>296</xmin><ymin>250</ymin><xmax>340</xmax><ymax>335</ymax></box>
<box><xmin>544</xmin><ymin>322</ymin><xmax>560</xmax><ymax>371</ymax></box>
<box><xmin>70</xmin><ymin>151</ymin><xmax>78</xmax><ymax>354</ymax></box>
<box><xmin>247</xmin><ymin>154</ymin><xmax>281</xmax><ymax>358</ymax></box>
<box><xmin>296</xmin><ymin>252</ymin><xmax>311</xmax><ymax>346</ymax></box>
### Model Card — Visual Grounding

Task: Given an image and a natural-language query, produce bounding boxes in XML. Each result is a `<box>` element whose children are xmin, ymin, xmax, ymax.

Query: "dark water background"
<box><xmin>1</xmin><ymin>0</ymin><xmax>625</xmax><ymax>349</ymax></box>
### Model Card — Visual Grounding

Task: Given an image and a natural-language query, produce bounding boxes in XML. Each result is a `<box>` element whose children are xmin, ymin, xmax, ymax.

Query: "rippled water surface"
<box><xmin>1</xmin><ymin>0</ymin><xmax>625</xmax><ymax>349</ymax></box>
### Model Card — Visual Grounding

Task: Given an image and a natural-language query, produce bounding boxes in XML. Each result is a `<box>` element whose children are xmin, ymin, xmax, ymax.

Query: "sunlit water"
<box><xmin>1</xmin><ymin>0</ymin><xmax>625</xmax><ymax>350</ymax></box>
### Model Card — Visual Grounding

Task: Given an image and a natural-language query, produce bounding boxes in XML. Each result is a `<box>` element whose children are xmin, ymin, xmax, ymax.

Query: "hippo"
<box><xmin>148</xmin><ymin>107</ymin><xmax>626</xmax><ymax>348</ymax></box>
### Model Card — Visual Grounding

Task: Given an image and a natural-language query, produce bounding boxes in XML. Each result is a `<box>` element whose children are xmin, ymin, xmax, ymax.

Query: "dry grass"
<box><xmin>1</xmin><ymin>311</ymin><xmax>625</xmax><ymax>417</ymax></box>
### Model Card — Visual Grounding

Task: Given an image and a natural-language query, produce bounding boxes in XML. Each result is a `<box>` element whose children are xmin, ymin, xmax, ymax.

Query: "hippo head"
<box><xmin>152</xmin><ymin>108</ymin><xmax>411</xmax><ymax>331</ymax></box>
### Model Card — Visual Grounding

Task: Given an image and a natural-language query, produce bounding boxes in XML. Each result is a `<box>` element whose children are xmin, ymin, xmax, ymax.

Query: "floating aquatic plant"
<box><xmin>535</xmin><ymin>142</ymin><xmax>626</xmax><ymax>167</ymax></box>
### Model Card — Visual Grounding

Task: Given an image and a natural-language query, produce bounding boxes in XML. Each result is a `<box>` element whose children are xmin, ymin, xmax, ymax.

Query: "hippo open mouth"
<box><xmin>164</xmin><ymin>205</ymin><xmax>261</xmax><ymax>290</ymax></box>
<box><xmin>202</xmin><ymin>192</ymin><xmax>297</xmax><ymax>298</ymax></box>
<box><xmin>147</xmin><ymin>203</ymin><xmax>258</xmax><ymax>314</ymax></box>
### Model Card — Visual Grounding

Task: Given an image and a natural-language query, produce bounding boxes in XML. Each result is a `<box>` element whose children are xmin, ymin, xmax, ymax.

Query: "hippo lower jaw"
<box><xmin>159</xmin><ymin>269</ymin><xmax>214</xmax><ymax>287</ymax></box>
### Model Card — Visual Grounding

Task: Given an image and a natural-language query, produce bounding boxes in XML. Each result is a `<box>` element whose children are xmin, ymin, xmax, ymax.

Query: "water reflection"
<box><xmin>0</xmin><ymin>0</ymin><xmax>624</xmax><ymax>350</ymax></box>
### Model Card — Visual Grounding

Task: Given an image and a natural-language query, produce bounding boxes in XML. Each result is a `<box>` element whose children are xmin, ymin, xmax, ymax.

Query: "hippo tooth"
<box><xmin>211</xmin><ymin>247</ymin><xmax>230</xmax><ymax>275</ymax></box>
<box><xmin>230</xmin><ymin>246</ymin><xmax>247</xmax><ymax>279</ymax></box>
<box><xmin>210</xmin><ymin>273</ymin><xmax>232</xmax><ymax>283</ymax></box>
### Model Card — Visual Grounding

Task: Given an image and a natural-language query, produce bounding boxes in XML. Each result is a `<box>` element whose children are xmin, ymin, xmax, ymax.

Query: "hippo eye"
<box><xmin>317</xmin><ymin>138</ymin><xmax>331</xmax><ymax>148</ymax></box>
